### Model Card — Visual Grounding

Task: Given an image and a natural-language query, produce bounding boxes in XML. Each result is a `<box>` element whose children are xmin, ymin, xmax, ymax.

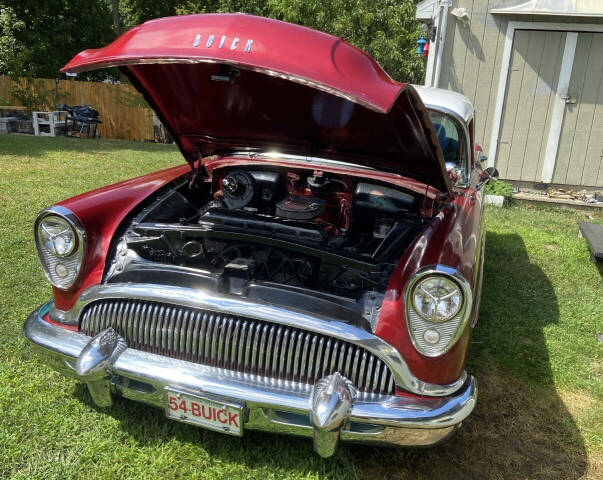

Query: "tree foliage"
<box><xmin>171</xmin><ymin>1</ymin><xmax>424</xmax><ymax>83</ymax></box>
<box><xmin>0</xmin><ymin>7</ymin><xmax>26</xmax><ymax>76</ymax></box>
<box><xmin>0</xmin><ymin>0</ymin><xmax>114</xmax><ymax>80</ymax></box>
<box><xmin>0</xmin><ymin>0</ymin><xmax>424</xmax><ymax>83</ymax></box>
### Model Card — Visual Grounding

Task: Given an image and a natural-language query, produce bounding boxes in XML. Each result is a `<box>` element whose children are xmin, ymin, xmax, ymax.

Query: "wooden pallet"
<box><xmin>579</xmin><ymin>222</ymin><xmax>603</xmax><ymax>261</ymax></box>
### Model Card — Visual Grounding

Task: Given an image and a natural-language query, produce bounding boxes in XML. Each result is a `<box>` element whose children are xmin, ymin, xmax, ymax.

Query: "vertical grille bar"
<box><xmin>211</xmin><ymin>314</ymin><xmax>221</xmax><ymax>366</ymax></box>
<box><xmin>365</xmin><ymin>355</ymin><xmax>375</xmax><ymax>393</ymax></box>
<box><xmin>275</xmin><ymin>328</ymin><xmax>284</xmax><ymax>379</ymax></box>
<box><xmin>204</xmin><ymin>313</ymin><xmax>214</xmax><ymax>364</ymax></box>
<box><xmin>189</xmin><ymin>311</ymin><xmax>200</xmax><ymax>362</ymax></box>
<box><xmin>238</xmin><ymin>321</ymin><xmax>248</xmax><ymax>371</ymax></box>
<box><xmin>250</xmin><ymin>323</ymin><xmax>260</xmax><ymax>372</ymax></box>
<box><xmin>244</xmin><ymin>323</ymin><xmax>254</xmax><ymax>373</ymax></box>
<box><xmin>297</xmin><ymin>333</ymin><xmax>310</xmax><ymax>383</ymax></box>
<box><xmin>287</xmin><ymin>331</ymin><xmax>297</xmax><ymax>380</ymax></box>
<box><xmin>258</xmin><ymin>324</ymin><xmax>269</xmax><ymax>375</ymax></box>
<box><xmin>279</xmin><ymin>329</ymin><xmax>289</xmax><ymax>378</ymax></box>
<box><xmin>230</xmin><ymin>319</ymin><xmax>240</xmax><ymax>370</ymax></box>
<box><xmin>313</xmin><ymin>337</ymin><xmax>324</xmax><ymax>383</ymax></box>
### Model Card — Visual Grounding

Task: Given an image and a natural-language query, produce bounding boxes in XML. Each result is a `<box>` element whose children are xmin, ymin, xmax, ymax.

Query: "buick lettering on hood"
<box><xmin>24</xmin><ymin>13</ymin><xmax>498</xmax><ymax>457</ymax></box>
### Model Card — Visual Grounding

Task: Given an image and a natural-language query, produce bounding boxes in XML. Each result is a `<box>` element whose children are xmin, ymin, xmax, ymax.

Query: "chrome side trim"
<box><xmin>66</xmin><ymin>283</ymin><xmax>467</xmax><ymax>397</ymax></box>
<box><xmin>404</xmin><ymin>265</ymin><xmax>473</xmax><ymax>357</ymax></box>
<box><xmin>471</xmin><ymin>229</ymin><xmax>486</xmax><ymax>328</ymax></box>
<box><xmin>24</xmin><ymin>305</ymin><xmax>478</xmax><ymax>437</ymax></box>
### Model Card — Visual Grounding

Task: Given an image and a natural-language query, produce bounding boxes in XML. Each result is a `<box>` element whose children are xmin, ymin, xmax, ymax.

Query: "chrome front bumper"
<box><xmin>24</xmin><ymin>302</ymin><xmax>477</xmax><ymax>456</ymax></box>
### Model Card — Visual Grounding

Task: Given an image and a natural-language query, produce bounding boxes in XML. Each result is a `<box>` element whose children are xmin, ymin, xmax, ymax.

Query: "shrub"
<box><xmin>485</xmin><ymin>179</ymin><xmax>515</xmax><ymax>199</ymax></box>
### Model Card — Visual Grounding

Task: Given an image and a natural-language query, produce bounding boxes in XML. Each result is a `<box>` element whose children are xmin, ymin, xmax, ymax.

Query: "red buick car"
<box><xmin>24</xmin><ymin>14</ymin><xmax>497</xmax><ymax>457</ymax></box>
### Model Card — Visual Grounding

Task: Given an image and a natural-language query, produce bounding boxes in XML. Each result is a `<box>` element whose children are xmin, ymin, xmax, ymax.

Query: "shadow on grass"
<box><xmin>73</xmin><ymin>232</ymin><xmax>587</xmax><ymax>479</ymax></box>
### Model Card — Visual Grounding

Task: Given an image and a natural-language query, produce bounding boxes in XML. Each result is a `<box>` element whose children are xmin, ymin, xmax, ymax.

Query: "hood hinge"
<box><xmin>189</xmin><ymin>154</ymin><xmax>219</xmax><ymax>189</ymax></box>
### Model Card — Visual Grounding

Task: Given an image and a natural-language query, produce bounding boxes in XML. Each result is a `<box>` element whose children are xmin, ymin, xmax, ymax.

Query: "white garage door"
<box><xmin>496</xmin><ymin>30</ymin><xmax>603</xmax><ymax>187</ymax></box>
<box><xmin>496</xmin><ymin>30</ymin><xmax>566</xmax><ymax>183</ymax></box>
<box><xmin>553</xmin><ymin>32</ymin><xmax>603</xmax><ymax>187</ymax></box>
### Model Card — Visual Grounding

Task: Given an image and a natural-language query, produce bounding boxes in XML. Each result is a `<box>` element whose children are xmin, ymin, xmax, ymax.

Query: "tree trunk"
<box><xmin>111</xmin><ymin>0</ymin><xmax>121</xmax><ymax>37</ymax></box>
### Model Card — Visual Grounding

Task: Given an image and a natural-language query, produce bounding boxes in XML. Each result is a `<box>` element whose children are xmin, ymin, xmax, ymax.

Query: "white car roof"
<box><xmin>412</xmin><ymin>85</ymin><xmax>474</xmax><ymax>124</ymax></box>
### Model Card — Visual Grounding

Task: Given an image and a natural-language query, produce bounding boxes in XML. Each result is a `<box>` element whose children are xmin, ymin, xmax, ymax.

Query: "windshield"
<box><xmin>428</xmin><ymin>110</ymin><xmax>468</xmax><ymax>182</ymax></box>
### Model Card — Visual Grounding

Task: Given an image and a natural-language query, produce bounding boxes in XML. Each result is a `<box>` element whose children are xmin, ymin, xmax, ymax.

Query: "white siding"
<box><xmin>439</xmin><ymin>0</ymin><xmax>510</xmax><ymax>152</ymax></box>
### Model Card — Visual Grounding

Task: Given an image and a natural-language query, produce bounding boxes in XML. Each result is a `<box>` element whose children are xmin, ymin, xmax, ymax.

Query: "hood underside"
<box><xmin>62</xmin><ymin>14</ymin><xmax>451</xmax><ymax>195</ymax></box>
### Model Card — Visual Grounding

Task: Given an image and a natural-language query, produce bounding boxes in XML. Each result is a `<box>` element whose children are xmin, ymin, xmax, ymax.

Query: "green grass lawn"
<box><xmin>1</xmin><ymin>135</ymin><xmax>601</xmax><ymax>479</ymax></box>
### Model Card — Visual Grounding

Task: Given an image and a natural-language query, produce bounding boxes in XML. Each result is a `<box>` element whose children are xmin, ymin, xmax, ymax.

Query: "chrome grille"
<box><xmin>79</xmin><ymin>299</ymin><xmax>395</xmax><ymax>395</ymax></box>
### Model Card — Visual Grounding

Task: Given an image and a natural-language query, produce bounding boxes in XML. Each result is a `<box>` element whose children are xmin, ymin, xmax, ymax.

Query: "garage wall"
<box><xmin>438</xmin><ymin>0</ymin><xmax>510</xmax><ymax>153</ymax></box>
<box><xmin>436</xmin><ymin>1</ymin><xmax>603</xmax><ymax>187</ymax></box>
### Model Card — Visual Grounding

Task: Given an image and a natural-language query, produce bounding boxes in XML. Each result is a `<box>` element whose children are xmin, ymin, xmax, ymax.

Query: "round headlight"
<box><xmin>38</xmin><ymin>216</ymin><xmax>77</xmax><ymax>257</ymax></box>
<box><xmin>412</xmin><ymin>276</ymin><xmax>462</xmax><ymax>322</ymax></box>
<box><xmin>34</xmin><ymin>207</ymin><xmax>85</xmax><ymax>290</ymax></box>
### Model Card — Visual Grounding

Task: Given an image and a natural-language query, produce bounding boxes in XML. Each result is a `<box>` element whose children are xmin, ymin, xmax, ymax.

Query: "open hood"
<box><xmin>62</xmin><ymin>14</ymin><xmax>451</xmax><ymax>195</ymax></box>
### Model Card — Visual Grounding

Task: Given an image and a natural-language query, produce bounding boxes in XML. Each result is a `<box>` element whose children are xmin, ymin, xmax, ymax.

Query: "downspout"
<box><xmin>423</xmin><ymin>0</ymin><xmax>439</xmax><ymax>86</ymax></box>
<box><xmin>433</xmin><ymin>0</ymin><xmax>451</xmax><ymax>88</ymax></box>
<box><xmin>424</xmin><ymin>25</ymin><xmax>437</xmax><ymax>86</ymax></box>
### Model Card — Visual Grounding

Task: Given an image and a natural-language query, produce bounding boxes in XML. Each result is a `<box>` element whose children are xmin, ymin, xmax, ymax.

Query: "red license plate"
<box><xmin>165</xmin><ymin>388</ymin><xmax>244</xmax><ymax>436</ymax></box>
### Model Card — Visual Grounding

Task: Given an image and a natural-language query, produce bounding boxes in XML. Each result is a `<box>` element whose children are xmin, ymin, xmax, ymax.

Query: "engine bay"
<box><xmin>106</xmin><ymin>164</ymin><xmax>430</xmax><ymax>315</ymax></box>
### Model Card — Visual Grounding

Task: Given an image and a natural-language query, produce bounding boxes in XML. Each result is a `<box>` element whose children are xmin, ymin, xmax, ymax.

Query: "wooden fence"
<box><xmin>0</xmin><ymin>76</ymin><xmax>155</xmax><ymax>141</ymax></box>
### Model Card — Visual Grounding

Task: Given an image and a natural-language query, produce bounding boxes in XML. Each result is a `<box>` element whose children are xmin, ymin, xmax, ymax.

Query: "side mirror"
<box><xmin>476</xmin><ymin>167</ymin><xmax>499</xmax><ymax>190</ymax></box>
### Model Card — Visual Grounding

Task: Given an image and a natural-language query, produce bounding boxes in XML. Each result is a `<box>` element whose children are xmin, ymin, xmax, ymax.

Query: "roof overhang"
<box><xmin>490</xmin><ymin>0</ymin><xmax>603</xmax><ymax>17</ymax></box>
<box><xmin>416</xmin><ymin>0</ymin><xmax>440</xmax><ymax>22</ymax></box>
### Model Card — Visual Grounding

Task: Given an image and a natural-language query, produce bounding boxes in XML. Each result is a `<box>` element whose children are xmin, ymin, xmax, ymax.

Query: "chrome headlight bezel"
<box><xmin>34</xmin><ymin>206</ymin><xmax>86</xmax><ymax>290</ymax></box>
<box><xmin>404</xmin><ymin>265</ymin><xmax>473</xmax><ymax>358</ymax></box>
<box><xmin>411</xmin><ymin>275</ymin><xmax>463</xmax><ymax>323</ymax></box>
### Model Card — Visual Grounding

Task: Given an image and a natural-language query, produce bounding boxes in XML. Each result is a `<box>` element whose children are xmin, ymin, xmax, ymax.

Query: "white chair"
<box><xmin>33</xmin><ymin>111</ymin><xmax>68</xmax><ymax>137</ymax></box>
